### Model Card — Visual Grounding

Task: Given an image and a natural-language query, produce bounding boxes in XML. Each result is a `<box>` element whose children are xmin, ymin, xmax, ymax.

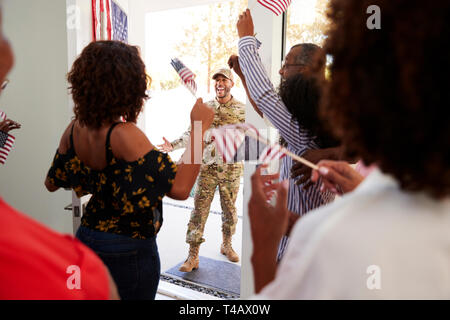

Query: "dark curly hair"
<box><xmin>68</xmin><ymin>41</ymin><xmax>149</xmax><ymax>129</ymax></box>
<box><xmin>279</xmin><ymin>73</ymin><xmax>339</xmax><ymax>149</ymax></box>
<box><xmin>321</xmin><ymin>0</ymin><xmax>450</xmax><ymax>198</ymax></box>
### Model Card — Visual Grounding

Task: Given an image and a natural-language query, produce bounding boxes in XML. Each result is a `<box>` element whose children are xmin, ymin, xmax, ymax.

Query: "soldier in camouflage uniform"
<box><xmin>158</xmin><ymin>68</ymin><xmax>245</xmax><ymax>272</ymax></box>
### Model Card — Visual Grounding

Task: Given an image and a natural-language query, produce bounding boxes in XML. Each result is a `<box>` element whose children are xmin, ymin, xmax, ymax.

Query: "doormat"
<box><xmin>163</xmin><ymin>256</ymin><xmax>241</xmax><ymax>296</ymax></box>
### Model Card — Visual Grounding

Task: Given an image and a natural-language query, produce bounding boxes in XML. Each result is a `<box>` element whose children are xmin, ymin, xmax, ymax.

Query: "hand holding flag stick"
<box><xmin>244</xmin><ymin>128</ymin><xmax>319</xmax><ymax>171</ymax></box>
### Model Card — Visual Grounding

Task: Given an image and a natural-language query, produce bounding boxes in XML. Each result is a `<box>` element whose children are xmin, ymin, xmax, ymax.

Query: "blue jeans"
<box><xmin>76</xmin><ymin>226</ymin><xmax>160</xmax><ymax>300</ymax></box>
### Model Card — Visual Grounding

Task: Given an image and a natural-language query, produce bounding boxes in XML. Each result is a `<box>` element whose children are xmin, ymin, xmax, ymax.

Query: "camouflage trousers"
<box><xmin>186</xmin><ymin>163</ymin><xmax>243</xmax><ymax>245</ymax></box>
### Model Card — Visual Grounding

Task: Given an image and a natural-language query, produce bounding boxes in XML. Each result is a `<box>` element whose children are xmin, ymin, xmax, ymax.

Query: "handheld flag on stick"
<box><xmin>211</xmin><ymin>123</ymin><xmax>318</xmax><ymax>170</ymax></box>
<box><xmin>0</xmin><ymin>132</ymin><xmax>15</xmax><ymax>165</ymax></box>
<box><xmin>170</xmin><ymin>58</ymin><xmax>197</xmax><ymax>97</ymax></box>
<box><xmin>259</xmin><ymin>144</ymin><xmax>287</xmax><ymax>163</ymax></box>
<box><xmin>257</xmin><ymin>0</ymin><xmax>292</xmax><ymax>16</ymax></box>
<box><xmin>0</xmin><ymin>110</ymin><xmax>15</xmax><ymax>165</ymax></box>
<box><xmin>211</xmin><ymin>123</ymin><xmax>259</xmax><ymax>163</ymax></box>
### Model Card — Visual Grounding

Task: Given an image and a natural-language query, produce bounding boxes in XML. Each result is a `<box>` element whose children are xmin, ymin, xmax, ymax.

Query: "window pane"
<box><xmin>285</xmin><ymin>0</ymin><xmax>330</xmax><ymax>50</ymax></box>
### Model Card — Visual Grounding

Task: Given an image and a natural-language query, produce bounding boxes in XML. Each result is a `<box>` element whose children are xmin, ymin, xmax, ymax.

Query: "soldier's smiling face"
<box><xmin>214</xmin><ymin>75</ymin><xmax>233</xmax><ymax>99</ymax></box>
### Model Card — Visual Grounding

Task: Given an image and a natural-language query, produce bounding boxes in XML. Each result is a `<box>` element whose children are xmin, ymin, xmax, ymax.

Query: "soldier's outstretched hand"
<box><xmin>157</xmin><ymin>137</ymin><xmax>173</xmax><ymax>153</ymax></box>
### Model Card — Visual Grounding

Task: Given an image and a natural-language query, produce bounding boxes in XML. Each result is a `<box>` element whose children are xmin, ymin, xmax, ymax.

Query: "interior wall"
<box><xmin>126</xmin><ymin>0</ymin><xmax>146</xmax><ymax>131</ymax></box>
<box><xmin>0</xmin><ymin>0</ymin><xmax>72</xmax><ymax>233</ymax></box>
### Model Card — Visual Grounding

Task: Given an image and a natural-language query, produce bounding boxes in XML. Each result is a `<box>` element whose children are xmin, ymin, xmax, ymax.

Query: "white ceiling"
<box><xmin>144</xmin><ymin>0</ymin><xmax>232</xmax><ymax>13</ymax></box>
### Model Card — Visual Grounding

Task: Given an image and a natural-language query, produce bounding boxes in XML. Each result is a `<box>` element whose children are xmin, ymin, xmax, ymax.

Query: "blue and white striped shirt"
<box><xmin>238</xmin><ymin>36</ymin><xmax>335</xmax><ymax>260</ymax></box>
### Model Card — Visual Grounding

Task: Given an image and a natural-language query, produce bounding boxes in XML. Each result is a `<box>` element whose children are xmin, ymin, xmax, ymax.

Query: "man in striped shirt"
<box><xmin>230</xmin><ymin>9</ymin><xmax>342</xmax><ymax>260</ymax></box>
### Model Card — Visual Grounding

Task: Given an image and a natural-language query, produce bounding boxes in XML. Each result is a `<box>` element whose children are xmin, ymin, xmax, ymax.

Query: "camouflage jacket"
<box><xmin>171</xmin><ymin>96</ymin><xmax>245</xmax><ymax>165</ymax></box>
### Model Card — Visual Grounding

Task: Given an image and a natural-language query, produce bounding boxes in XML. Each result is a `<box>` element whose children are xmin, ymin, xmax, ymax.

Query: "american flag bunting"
<box><xmin>92</xmin><ymin>0</ymin><xmax>128</xmax><ymax>42</ymax></box>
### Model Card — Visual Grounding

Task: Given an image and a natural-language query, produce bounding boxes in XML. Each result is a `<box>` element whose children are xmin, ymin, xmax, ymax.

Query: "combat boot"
<box><xmin>179</xmin><ymin>244</ymin><xmax>200</xmax><ymax>272</ymax></box>
<box><xmin>221</xmin><ymin>235</ymin><xmax>239</xmax><ymax>263</ymax></box>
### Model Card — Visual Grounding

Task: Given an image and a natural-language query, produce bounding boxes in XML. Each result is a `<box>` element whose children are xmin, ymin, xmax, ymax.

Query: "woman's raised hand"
<box><xmin>190</xmin><ymin>98</ymin><xmax>214</xmax><ymax>131</ymax></box>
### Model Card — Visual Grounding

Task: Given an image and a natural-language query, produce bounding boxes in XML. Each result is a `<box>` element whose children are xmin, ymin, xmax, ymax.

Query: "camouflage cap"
<box><xmin>212</xmin><ymin>68</ymin><xmax>234</xmax><ymax>82</ymax></box>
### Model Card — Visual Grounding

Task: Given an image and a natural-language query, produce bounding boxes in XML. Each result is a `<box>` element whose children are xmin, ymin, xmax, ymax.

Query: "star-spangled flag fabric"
<box><xmin>257</xmin><ymin>0</ymin><xmax>292</xmax><ymax>16</ymax></box>
<box><xmin>111</xmin><ymin>0</ymin><xmax>128</xmax><ymax>42</ymax></box>
<box><xmin>170</xmin><ymin>58</ymin><xmax>197</xmax><ymax>96</ymax></box>
<box><xmin>0</xmin><ymin>131</ymin><xmax>15</xmax><ymax>165</ymax></box>
<box><xmin>210</xmin><ymin>123</ymin><xmax>260</xmax><ymax>163</ymax></box>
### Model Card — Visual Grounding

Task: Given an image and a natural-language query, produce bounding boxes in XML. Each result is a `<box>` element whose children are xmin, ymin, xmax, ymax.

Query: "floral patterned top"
<box><xmin>46</xmin><ymin>122</ymin><xmax>177</xmax><ymax>239</ymax></box>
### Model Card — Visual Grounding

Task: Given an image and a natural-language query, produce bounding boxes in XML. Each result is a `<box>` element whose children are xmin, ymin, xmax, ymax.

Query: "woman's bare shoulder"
<box><xmin>58</xmin><ymin>120</ymin><xmax>75</xmax><ymax>154</ymax></box>
<box><xmin>110</xmin><ymin>122</ymin><xmax>154</xmax><ymax>162</ymax></box>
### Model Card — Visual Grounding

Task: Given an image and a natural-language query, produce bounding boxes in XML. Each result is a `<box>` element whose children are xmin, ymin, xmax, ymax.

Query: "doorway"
<box><xmin>144</xmin><ymin>0</ymin><xmax>248</xmax><ymax>299</ymax></box>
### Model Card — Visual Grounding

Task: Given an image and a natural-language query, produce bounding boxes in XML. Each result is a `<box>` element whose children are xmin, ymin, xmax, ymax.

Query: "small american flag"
<box><xmin>211</xmin><ymin>123</ymin><xmax>259</xmax><ymax>163</ymax></box>
<box><xmin>0</xmin><ymin>110</ymin><xmax>6</xmax><ymax>122</ymax></box>
<box><xmin>257</xmin><ymin>0</ymin><xmax>292</xmax><ymax>16</ymax></box>
<box><xmin>0</xmin><ymin>131</ymin><xmax>15</xmax><ymax>165</ymax></box>
<box><xmin>170</xmin><ymin>58</ymin><xmax>197</xmax><ymax>96</ymax></box>
<box><xmin>259</xmin><ymin>143</ymin><xmax>287</xmax><ymax>163</ymax></box>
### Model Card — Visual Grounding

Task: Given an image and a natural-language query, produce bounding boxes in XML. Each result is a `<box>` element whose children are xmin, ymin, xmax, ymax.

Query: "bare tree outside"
<box><xmin>174</xmin><ymin>0</ymin><xmax>248</xmax><ymax>93</ymax></box>
<box><xmin>151</xmin><ymin>0</ymin><xmax>331</xmax><ymax>93</ymax></box>
<box><xmin>286</xmin><ymin>0</ymin><xmax>330</xmax><ymax>48</ymax></box>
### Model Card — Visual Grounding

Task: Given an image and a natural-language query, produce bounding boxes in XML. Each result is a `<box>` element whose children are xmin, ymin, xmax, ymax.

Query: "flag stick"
<box><xmin>245</xmin><ymin>130</ymin><xmax>319</xmax><ymax>171</ymax></box>
<box><xmin>185</xmin><ymin>84</ymin><xmax>197</xmax><ymax>99</ymax></box>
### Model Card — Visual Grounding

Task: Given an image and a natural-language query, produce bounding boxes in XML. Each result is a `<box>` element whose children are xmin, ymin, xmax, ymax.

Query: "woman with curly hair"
<box><xmin>247</xmin><ymin>0</ymin><xmax>450</xmax><ymax>299</ymax></box>
<box><xmin>45</xmin><ymin>41</ymin><xmax>213</xmax><ymax>299</ymax></box>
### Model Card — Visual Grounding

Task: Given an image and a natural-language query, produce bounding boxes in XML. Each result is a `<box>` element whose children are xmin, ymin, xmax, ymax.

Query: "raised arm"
<box><xmin>236</xmin><ymin>10</ymin><xmax>307</xmax><ymax>151</ymax></box>
<box><xmin>228</xmin><ymin>54</ymin><xmax>263</xmax><ymax>118</ymax></box>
